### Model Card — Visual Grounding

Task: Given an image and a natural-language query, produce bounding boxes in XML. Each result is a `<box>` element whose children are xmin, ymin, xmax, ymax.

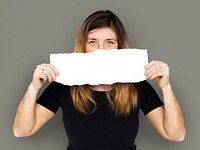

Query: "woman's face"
<box><xmin>85</xmin><ymin>28</ymin><xmax>118</xmax><ymax>53</ymax></box>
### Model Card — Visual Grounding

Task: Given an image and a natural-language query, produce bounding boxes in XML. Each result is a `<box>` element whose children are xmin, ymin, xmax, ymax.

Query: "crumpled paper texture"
<box><xmin>50</xmin><ymin>49</ymin><xmax>148</xmax><ymax>85</ymax></box>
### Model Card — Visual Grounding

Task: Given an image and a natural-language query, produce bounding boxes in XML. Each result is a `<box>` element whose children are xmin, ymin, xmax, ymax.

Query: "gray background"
<box><xmin>0</xmin><ymin>0</ymin><xmax>199</xmax><ymax>150</ymax></box>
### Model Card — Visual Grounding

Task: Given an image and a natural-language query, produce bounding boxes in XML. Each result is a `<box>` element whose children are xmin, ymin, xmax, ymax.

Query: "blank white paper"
<box><xmin>50</xmin><ymin>49</ymin><xmax>148</xmax><ymax>85</ymax></box>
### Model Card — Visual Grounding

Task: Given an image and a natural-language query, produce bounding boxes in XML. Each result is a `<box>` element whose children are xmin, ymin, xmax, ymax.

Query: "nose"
<box><xmin>98</xmin><ymin>42</ymin><xmax>106</xmax><ymax>49</ymax></box>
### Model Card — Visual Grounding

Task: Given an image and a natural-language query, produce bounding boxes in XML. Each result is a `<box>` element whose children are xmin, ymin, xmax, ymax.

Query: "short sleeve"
<box><xmin>36</xmin><ymin>82</ymin><xmax>60</xmax><ymax>113</ymax></box>
<box><xmin>136</xmin><ymin>81</ymin><xmax>164</xmax><ymax>116</ymax></box>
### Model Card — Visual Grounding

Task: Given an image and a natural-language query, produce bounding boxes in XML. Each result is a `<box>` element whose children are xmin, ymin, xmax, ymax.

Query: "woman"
<box><xmin>13</xmin><ymin>10</ymin><xmax>186</xmax><ymax>150</ymax></box>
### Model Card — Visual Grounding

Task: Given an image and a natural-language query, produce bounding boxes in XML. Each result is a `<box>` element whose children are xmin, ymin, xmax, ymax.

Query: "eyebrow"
<box><xmin>106</xmin><ymin>39</ymin><xmax>118</xmax><ymax>41</ymax></box>
<box><xmin>87</xmin><ymin>38</ymin><xmax>97</xmax><ymax>40</ymax></box>
<box><xmin>87</xmin><ymin>38</ymin><xmax>117</xmax><ymax>41</ymax></box>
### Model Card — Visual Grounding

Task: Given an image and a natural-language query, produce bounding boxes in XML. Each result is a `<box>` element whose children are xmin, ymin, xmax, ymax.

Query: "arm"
<box><xmin>144</xmin><ymin>61</ymin><xmax>186</xmax><ymax>142</ymax></box>
<box><xmin>13</xmin><ymin>64</ymin><xmax>59</xmax><ymax>137</ymax></box>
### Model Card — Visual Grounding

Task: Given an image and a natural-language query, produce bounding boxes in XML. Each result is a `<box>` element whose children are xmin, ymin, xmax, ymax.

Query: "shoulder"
<box><xmin>135</xmin><ymin>80</ymin><xmax>163</xmax><ymax>115</ymax></box>
<box><xmin>44</xmin><ymin>81</ymin><xmax>70</xmax><ymax>94</ymax></box>
<box><xmin>135</xmin><ymin>80</ymin><xmax>154</xmax><ymax>94</ymax></box>
<box><xmin>37</xmin><ymin>82</ymin><xmax>71</xmax><ymax>106</ymax></box>
<box><xmin>134</xmin><ymin>80</ymin><xmax>161</xmax><ymax>104</ymax></box>
<box><xmin>47</xmin><ymin>81</ymin><xmax>69</xmax><ymax>88</ymax></box>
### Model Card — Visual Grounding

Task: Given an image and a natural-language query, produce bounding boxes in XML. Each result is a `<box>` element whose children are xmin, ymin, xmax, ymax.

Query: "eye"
<box><xmin>105</xmin><ymin>40</ymin><xmax>116</xmax><ymax>47</ymax></box>
<box><xmin>88</xmin><ymin>40</ymin><xmax>98</xmax><ymax>46</ymax></box>
<box><xmin>107</xmin><ymin>41</ymin><xmax>115</xmax><ymax>44</ymax></box>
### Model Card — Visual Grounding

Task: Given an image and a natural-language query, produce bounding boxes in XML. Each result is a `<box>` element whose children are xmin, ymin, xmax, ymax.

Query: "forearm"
<box><xmin>13</xmin><ymin>83</ymin><xmax>38</xmax><ymax>137</ymax></box>
<box><xmin>162</xmin><ymin>84</ymin><xmax>186</xmax><ymax>141</ymax></box>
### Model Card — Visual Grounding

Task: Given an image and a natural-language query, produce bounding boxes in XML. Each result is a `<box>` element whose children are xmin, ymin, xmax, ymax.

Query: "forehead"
<box><xmin>87</xmin><ymin>28</ymin><xmax>117</xmax><ymax>39</ymax></box>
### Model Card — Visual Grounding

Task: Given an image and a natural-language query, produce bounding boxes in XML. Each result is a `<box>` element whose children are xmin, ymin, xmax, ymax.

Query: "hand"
<box><xmin>144</xmin><ymin>60</ymin><xmax>170</xmax><ymax>89</ymax></box>
<box><xmin>31</xmin><ymin>64</ymin><xmax>59</xmax><ymax>91</ymax></box>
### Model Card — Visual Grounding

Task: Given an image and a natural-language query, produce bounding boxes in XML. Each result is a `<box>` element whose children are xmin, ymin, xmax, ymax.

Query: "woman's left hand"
<box><xmin>144</xmin><ymin>60</ymin><xmax>170</xmax><ymax>89</ymax></box>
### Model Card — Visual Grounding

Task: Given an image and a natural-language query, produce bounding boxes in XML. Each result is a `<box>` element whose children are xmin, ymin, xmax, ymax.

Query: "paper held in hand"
<box><xmin>50</xmin><ymin>49</ymin><xmax>148</xmax><ymax>85</ymax></box>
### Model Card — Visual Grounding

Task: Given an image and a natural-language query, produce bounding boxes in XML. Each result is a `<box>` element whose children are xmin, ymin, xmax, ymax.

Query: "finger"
<box><xmin>147</xmin><ymin>65</ymin><xmax>169</xmax><ymax>79</ymax></box>
<box><xmin>144</xmin><ymin>61</ymin><xmax>163</xmax><ymax>76</ymax></box>
<box><xmin>148</xmin><ymin>69</ymin><xmax>162</xmax><ymax>80</ymax></box>
<box><xmin>49</xmin><ymin>64</ymin><xmax>59</xmax><ymax>76</ymax></box>
<box><xmin>33</xmin><ymin>70</ymin><xmax>48</xmax><ymax>83</ymax></box>
<box><xmin>146</xmin><ymin>67</ymin><xmax>160</xmax><ymax>79</ymax></box>
<box><xmin>37</xmin><ymin>64</ymin><xmax>58</xmax><ymax>81</ymax></box>
<box><xmin>39</xmin><ymin>73</ymin><xmax>48</xmax><ymax>82</ymax></box>
<box><xmin>144</xmin><ymin>60</ymin><xmax>161</xmax><ymax>70</ymax></box>
<box><xmin>35</xmin><ymin>66</ymin><xmax>54</xmax><ymax>82</ymax></box>
<box><xmin>43</xmin><ymin>68</ymin><xmax>58</xmax><ymax>82</ymax></box>
<box><xmin>40</xmin><ymin>64</ymin><xmax>59</xmax><ymax>76</ymax></box>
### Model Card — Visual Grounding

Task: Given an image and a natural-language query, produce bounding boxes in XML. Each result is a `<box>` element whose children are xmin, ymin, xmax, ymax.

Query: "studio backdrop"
<box><xmin>0</xmin><ymin>0</ymin><xmax>199</xmax><ymax>150</ymax></box>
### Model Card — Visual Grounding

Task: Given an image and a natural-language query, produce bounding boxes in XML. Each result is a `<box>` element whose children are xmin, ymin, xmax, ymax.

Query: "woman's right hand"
<box><xmin>13</xmin><ymin>63</ymin><xmax>59</xmax><ymax>137</ymax></box>
<box><xmin>31</xmin><ymin>63</ymin><xmax>59</xmax><ymax>92</ymax></box>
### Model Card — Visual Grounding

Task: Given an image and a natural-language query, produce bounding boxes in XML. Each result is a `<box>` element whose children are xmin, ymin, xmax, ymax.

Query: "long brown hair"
<box><xmin>70</xmin><ymin>10</ymin><xmax>137</xmax><ymax>116</ymax></box>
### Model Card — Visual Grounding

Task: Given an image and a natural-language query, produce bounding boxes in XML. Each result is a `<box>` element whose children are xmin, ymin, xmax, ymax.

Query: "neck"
<box><xmin>90</xmin><ymin>84</ymin><xmax>113</xmax><ymax>91</ymax></box>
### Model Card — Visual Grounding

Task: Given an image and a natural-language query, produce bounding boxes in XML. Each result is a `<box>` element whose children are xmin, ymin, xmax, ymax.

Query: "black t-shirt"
<box><xmin>37</xmin><ymin>80</ymin><xmax>163</xmax><ymax>150</ymax></box>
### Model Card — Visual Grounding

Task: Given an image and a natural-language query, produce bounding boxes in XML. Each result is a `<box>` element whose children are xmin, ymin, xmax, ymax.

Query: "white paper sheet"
<box><xmin>50</xmin><ymin>49</ymin><xmax>148</xmax><ymax>85</ymax></box>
